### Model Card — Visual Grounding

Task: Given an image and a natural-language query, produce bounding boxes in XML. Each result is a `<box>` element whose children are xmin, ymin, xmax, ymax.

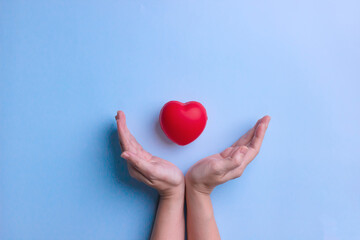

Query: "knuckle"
<box><xmin>220</xmin><ymin>147</ymin><xmax>233</xmax><ymax>157</ymax></box>
<box><xmin>147</xmin><ymin>169</ymin><xmax>158</xmax><ymax>180</ymax></box>
<box><xmin>233</xmin><ymin>172</ymin><xmax>243</xmax><ymax>179</ymax></box>
<box><xmin>129</xmin><ymin>170</ymin><xmax>136</xmax><ymax>178</ymax></box>
<box><xmin>239</xmin><ymin>146</ymin><xmax>249</xmax><ymax>154</ymax></box>
<box><xmin>148</xmin><ymin>173</ymin><xmax>156</xmax><ymax>180</ymax></box>
<box><xmin>131</xmin><ymin>160</ymin><xmax>140</xmax><ymax>169</ymax></box>
<box><xmin>233</xmin><ymin>169</ymin><xmax>244</xmax><ymax>179</ymax></box>
<box><xmin>233</xmin><ymin>157</ymin><xmax>242</xmax><ymax>166</ymax></box>
<box><xmin>211</xmin><ymin>161</ymin><xmax>223</xmax><ymax>175</ymax></box>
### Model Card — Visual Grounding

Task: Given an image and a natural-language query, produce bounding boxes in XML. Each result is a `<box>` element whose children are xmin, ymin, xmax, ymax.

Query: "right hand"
<box><xmin>116</xmin><ymin>111</ymin><xmax>185</xmax><ymax>198</ymax></box>
<box><xmin>185</xmin><ymin>116</ymin><xmax>271</xmax><ymax>195</ymax></box>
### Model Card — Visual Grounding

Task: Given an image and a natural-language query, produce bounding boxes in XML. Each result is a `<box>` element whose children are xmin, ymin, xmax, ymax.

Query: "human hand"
<box><xmin>116</xmin><ymin>111</ymin><xmax>184</xmax><ymax>198</ymax></box>
<box><xmin>185</xmin><ymin>116</ymin><xmax>271</xmax><ymax>195</ymax></box>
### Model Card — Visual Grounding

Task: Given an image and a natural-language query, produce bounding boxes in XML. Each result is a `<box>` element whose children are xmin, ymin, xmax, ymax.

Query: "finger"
<box><xmin>116</xmin><ymin>111</ymin><xmax>147</xmax><ymax>156</ymax></box>
<box><xmin>127</xmin><ymin>163</ymin><xmax>136</xmax><ymax>173</ymax></box>
<box><xmin>248</xmin><ymin>116</ymin><xmax>271</xmax><ymax>151</ymax></box>
<box><xmin>231</xmin><ymin>146</ymin><xmax>249</xmax><ymax>163</ymax></box>
<box><xmin>220</xmin><ymin>147</ymin><xmax>235</xmax><ymax>158</ymax></box>
<box><xmin>226</xmin><ymin>165</ymin><xmax>247</xmax><ymax>180</ymax></box>
<box><xmin>246</xmin><ymin>116</ymin><xmax>271</xmax><ymax>161</ymax></box>
<box><xmin>127</xmin><ymin>163</ymin><xmax>153</xmax><ymax>185</ymax></box>
<box><xmin>232</xmin><ymin>117</ymin><xmax>264</xmax><ymax>147</ymax></box>
<box><xmin>223</xmin><ymin>145</ymin><xmax>254</xmax><ymax>180</ymax></box>
<box><xmin>222</xmin><ymin>146</ymin><xmax>248</xmax><ymax>170</ymax></box>
<box><xmin>121</xmin><ymin>151</ymin><xmax>153</xmax><ymax>178</ymax></box>
<box><xmin>116</xmin><ymin>111</ymin><xmax>131</xmax><ymax>151</ymax></box>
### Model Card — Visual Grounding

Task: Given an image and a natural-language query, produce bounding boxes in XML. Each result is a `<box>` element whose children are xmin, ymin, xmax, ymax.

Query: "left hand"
<box><xmin>116</xmin><ymin>111</ymin><xmax>184</xmax><ymax>198</ymax></box>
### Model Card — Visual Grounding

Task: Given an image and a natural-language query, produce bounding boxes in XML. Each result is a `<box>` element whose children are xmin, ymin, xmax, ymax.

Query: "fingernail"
<box><xmin>266</xmin><ymin>118</ymin><xmax>271</xmax><ymax>127</ymax></box>
<box><xmin>121</xmin><ymin>152</ymin><xmax>129</xmax><ymax>158</ymax></box>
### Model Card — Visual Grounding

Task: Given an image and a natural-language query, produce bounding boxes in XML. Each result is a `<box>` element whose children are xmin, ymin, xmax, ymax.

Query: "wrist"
<box><xmin>159</xmin><ymin>183</ymin><xmax>185</xmax><ymax>201</ymax></box>
<box><xmin>185</xmin><ymin>179</ymin><xmax>214</xmax><ymax>223</ymax></box>
<box><xmin>185</xmin><ymin>176</ymin><xmax>213</xmax><ymax>196</ymax></box>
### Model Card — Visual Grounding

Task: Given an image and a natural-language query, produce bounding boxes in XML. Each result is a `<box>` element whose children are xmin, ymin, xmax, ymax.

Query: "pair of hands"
<box><xmin>116</xmin><ymin>111</ymin><xmax>270</xmax><ymax>198</ymax></box>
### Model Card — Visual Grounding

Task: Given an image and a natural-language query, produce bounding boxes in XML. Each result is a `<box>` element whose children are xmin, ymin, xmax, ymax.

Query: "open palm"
<box><xmin>186</xmin><ymin>116</ymin><xmax>271</xmax><ymax>194</ymax></box>
<box><xmin>116</xmin><ymin>111</ymin><xmax>184</xmax><ymax>197</ymax></box>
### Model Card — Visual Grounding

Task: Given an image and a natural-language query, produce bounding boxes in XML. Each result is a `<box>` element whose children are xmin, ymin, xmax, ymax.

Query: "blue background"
<box><xmin>1</xmin><ymin>1</ymin><xmax>360</xmax><ymax>239</ymax></box>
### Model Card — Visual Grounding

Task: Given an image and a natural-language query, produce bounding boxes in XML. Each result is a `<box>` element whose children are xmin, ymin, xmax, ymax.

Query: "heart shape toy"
<box><xmin>159</xmin><ymin>101</ymin><xmax>208</xmax><ymax>145</ymax></box>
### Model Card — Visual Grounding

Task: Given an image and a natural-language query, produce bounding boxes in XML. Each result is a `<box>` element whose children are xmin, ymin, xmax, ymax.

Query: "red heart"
<box><xmin>159</xmin><ymin>101</ymin><xmax>208</xmax><ymax>146</ymax></box>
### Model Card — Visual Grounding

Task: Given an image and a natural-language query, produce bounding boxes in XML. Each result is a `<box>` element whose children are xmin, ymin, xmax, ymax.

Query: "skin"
<box><xmin>185</xmin><ymin>115</ymin><xmax>271</xmax><ymax>240</ymax></box>
<box><xmin>116</xmin><ymin>110</ymin><xmax>270</xmax><ymax>240</ymax></box>
<box><xmin>116</xmin><ymin>111</ymin><xmax>185</xmax><ymax>240</ymax></box>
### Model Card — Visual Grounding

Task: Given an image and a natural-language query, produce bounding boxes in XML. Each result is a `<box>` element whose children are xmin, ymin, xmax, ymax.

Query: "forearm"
<box><xmin>150</xmin><ymin>191</ymin><xmax>185</xmax><ymax>240</ymax></box>
<box><xmin>186</xmin><ymin>186</ymin><xmax>220</xmax><ymax>240</ymax></box>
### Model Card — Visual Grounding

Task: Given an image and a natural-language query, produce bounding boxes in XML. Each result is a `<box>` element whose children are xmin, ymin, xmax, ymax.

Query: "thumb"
<box><xmin>121</xmin><ymin>151</ymin><xmax>152</xmax><ymax>178</ymax></box>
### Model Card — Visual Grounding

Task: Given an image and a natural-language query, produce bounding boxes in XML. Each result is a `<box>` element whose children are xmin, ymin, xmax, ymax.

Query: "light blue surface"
<box><xmin>1</xmin><ymin>1</ymin><xmax>360</xmax><ymax>239</ymax></box>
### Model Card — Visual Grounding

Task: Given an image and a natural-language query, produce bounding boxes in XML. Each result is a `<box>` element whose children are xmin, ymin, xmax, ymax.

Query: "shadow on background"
<box><xmin>106</xmin><ymin>124</ymin><xmax>157</xmax><ymax>239</ymax></box>
<box><xmin>107</xmin><ymin>125</ymin><xmax>157</xmax><ymax>199</ymax></box>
